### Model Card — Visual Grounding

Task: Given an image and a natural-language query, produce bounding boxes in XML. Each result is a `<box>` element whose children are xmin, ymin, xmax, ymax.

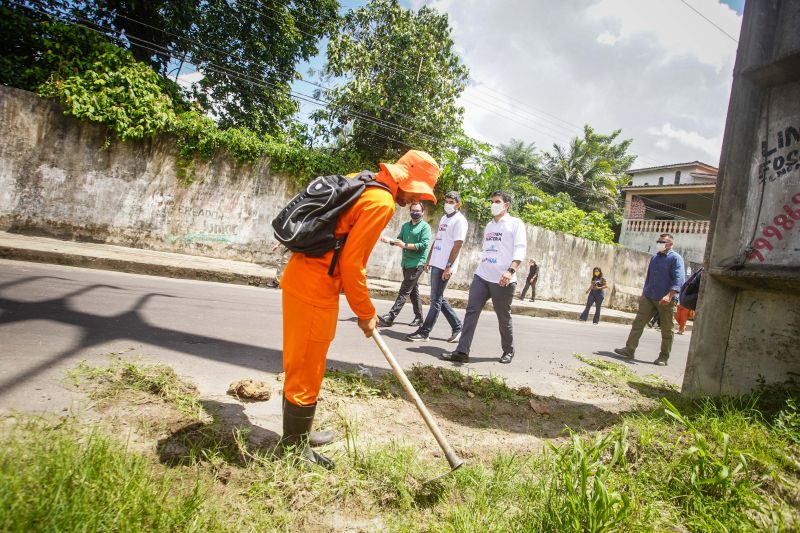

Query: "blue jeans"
<box><xmin>579</xmin><ymin>291</ymin><xmax>604</xmax><ymax>323</ymax></box>
<box><xmin>418</xmin><ymin>266</ymin><xmax>462</xmax><ymax>335</ymax></box>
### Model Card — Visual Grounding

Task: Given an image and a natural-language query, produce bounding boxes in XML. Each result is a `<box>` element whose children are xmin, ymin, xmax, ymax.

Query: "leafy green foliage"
<box><xmin>41</xmin><ymin>56</ymin><xmax>177</xmax><ymax>141</ymax></box>
<box><xmin>312</xmin><ymin>0</ymin><xmax>469</xmax><ymax>163</ymax></box>
<box><xmin>540</xmin><ymin>428</ymin><xmax>633</xmax><ymax>532</ymax></box>
<box><xmin>521</xmin><ymin>192</ymin><xmax>616</xmax><ymax>244</ymax></box>
<box><xmin>4</xmin><ymin>0</ymin><xmax>337</xmax><ymax>136</ymax></box>
<box><xmin>0</xmin><ymin>10</ymin><xmax>132</xmax><ymax>92</ymax></box>
<box><xmin>185</xmin><ymin>0</ymin><xmax>338</xmax><ymax>135</ymax></box>
<box><xmin>20</xmin><ymin>22</ymin><xmax>365</xmax><ymax>184</ymax></box>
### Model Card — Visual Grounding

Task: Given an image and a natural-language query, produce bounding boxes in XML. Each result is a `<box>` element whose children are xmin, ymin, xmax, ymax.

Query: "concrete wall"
<box><xmin>1</xmin><ymin>85</ymin><xmax>666</xmax><ymax>311</ymax></box>
<box><xmin>682</xmin><ymin>0</ymin><xmax>800</xmax><ymax>396</ymax></box>
<box><xmin>619</xmin><ymin>227</ymin><xmax>708</xmax><ymax>263</ymax></box>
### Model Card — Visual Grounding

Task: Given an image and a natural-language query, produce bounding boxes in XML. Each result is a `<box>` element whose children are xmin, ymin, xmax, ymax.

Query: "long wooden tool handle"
<box><xmin>371</xmin><ymin>330</ymin><xmax>463</xmax><ymax>470</ymax></box>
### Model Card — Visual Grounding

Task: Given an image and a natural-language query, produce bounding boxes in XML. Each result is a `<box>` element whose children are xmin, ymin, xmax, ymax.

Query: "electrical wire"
<box><xmin>11</xmin><ymin>0</ymin><xmax>711</xmax><ymax>220</ymax></box>
<box><xmin>677</xmin><ymin>0</ymin><xmax>739</xmax><ymax>43</ymax></box>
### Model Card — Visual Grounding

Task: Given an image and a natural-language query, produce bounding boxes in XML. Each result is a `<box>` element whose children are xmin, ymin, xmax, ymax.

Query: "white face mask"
<box><xmin>656</xmin><ymin>242</ymin><xmax>668</xmax><ymax>253</ymax></box>
<box><xmin>490</xmin><ymin>202</ymin><xmax>506</xmax><ymax>217</ymax></box>
<box><xmin>444</xmin><ymin>203</ymin><xmax>456</xmax><ymax>215</ymax></box>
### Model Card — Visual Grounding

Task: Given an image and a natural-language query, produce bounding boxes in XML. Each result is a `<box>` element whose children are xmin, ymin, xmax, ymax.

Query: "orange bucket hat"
<box><xmin>379</xmin><ymin>150</ymin><xmax>440</xmax><ymax>204</ymax></box>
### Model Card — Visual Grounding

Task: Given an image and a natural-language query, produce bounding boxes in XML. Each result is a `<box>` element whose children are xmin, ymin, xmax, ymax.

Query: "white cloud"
<box><xmin>646</xmin><ymin>123</ymin><xmax>722</xmax><ymax>157</ymax></box>
<box><xmin>596</xmin><ymin>31</ymin><xmax>622</xmax><ymax>46</ymax></box>
<box><xmin>414</xmin><ymin>0</ymin><xmax>741</xmax><ymax>166</ymax></box>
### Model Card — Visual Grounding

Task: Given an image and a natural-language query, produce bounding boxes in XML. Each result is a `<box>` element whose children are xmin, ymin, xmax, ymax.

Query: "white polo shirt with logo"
<box><xmin>428</xmin><ymin>211</ymin><xmax>468</xmax><ymax>273</ymax></box>
<box><xmin>474</xmin><ymin>213</ymin><xmax>528</xmax><ymax>284</ymax></box>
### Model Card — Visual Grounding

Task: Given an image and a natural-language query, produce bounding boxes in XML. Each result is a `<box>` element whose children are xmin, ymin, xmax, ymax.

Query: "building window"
<box><xmin>674</xmin><ymin>171</ymin><xmax>681</xmax><ymax>184</ymax></box>
<box><xmin>658</xmin><ymin>176</ymin><xmax>664</xmax><ymax>185</ymax></box>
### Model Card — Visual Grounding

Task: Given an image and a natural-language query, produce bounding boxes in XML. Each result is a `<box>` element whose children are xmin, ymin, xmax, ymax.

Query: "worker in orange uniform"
<box><xmin>278</xmin><ymin>150</ymin><xmax>440</xmax><ymax>469</ymax></box>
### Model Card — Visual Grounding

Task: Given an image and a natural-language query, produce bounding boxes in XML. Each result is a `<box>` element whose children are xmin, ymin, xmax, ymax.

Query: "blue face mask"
<box><xmin>410</xmin><ymin>212</ymin><xmax>423</xmax><ymax>220</ymax></box>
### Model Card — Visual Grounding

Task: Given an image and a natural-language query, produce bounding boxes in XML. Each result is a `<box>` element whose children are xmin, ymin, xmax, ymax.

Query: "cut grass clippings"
<box><xmin>324</xmin><ymin>364</ymin><xmax>535</xmax><ymax>404</ymax></box>
<box><xmin>2</xmin><ymin>359</ymin><xmax>797</xmax><ymax>531</ymax></box>
<box><xmin>68</xmin><ymin>355</ymin><xmax>206</xmax><ymax>420</ymax></box>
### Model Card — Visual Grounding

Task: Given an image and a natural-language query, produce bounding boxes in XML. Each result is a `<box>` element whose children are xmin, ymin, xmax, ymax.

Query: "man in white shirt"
<box><xmin>443</xmin><ymin>191</ymin><xmax>527</xmax><ymax>364</ymax></box>
<box><xmin>406</xmin><ymin>191</ymin><xmax>468</xmax><ymax>342</ymax></box>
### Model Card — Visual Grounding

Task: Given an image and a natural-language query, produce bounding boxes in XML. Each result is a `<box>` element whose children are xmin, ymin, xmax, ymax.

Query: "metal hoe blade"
<box><xmin>371</xmin><ymin>330</ymin><xmax>464</xmax><ymax>481</ymax></box>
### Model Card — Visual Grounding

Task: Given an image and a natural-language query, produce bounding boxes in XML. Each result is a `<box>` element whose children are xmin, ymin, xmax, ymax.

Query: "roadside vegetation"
<box><xmin>1</xmin><ymin>0</ymin><xmax>629</xmax><ymax>242</ymax></box>
<box><xmin>2</xmin><ymin>357</ymin><xmax>798</xmax><ymax>531</ymax></box>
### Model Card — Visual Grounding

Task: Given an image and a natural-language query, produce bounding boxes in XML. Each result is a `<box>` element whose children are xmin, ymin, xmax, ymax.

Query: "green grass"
<box><xmin>4</xmin><ymin>361</ymin><xmax>796</xmax><ymax>531</ymax></box>
<box><xmin>0</xmin><ymin>418</ymin><xmax>220</xmax><ymax>532</ymax></box>
<box><xmin>324</xmin><ymin>364</ymin><xmax>532</xmax><ymax>405</ymax></box>
<box><xmin>574</xmin><ymin>354</ymin><xmax>679</xmax><ymax>403</ymax></box>
<box><xmin>322</xmin><ymin>368</ymin><xmax>396</xmax><ymax>399</ymax></box>
<box><xmin>69</xmin><ymin>355</ymin><xmax>206</xmax><ymax>420</ymax></box>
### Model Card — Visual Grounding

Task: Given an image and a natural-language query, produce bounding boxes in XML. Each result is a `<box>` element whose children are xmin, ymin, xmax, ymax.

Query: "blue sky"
<box><xmin>179</xmin><ymin>1</ymin><xmax>744</xmax><ymax>166</ymax></box>
<box><xmin>289</xmin><ymin>0</ymin><xmax>744</xmax><ymax>166</ymax></box>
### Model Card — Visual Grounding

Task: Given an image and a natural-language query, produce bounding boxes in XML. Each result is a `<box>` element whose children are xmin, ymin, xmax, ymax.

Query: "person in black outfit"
<box><xmin>579</xmin><ymin>267</ymin><xmax>608</xmax><ymax>324</ymax></box>
<box><xmin>519</xmin><ymin>259</ymin><xmax>539</xmax><ymax>301</ymax></box>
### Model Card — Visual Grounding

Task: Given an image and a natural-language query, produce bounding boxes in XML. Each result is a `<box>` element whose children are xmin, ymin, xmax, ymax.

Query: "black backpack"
<box><xmin>679</xmin><ymin>267</ymin><xmax>703</xmax><ymax>310</ymax></box>
<box><xmin>271</xmin><ymin>170</ymin><xmax>390</xmax><ymax>275</ymax></box>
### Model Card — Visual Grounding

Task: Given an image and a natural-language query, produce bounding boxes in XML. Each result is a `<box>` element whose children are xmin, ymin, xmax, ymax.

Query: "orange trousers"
<box><xmin>282</xmin><ymin>290</ymin><xmax>339</xmax><ymax>406</ymax></box>
<box><xmin>675</xmin><ymin>304</ymin><xmax>691</xmax><ymax>332</ymax></box>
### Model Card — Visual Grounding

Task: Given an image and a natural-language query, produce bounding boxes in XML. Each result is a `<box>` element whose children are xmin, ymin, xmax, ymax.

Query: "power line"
<box><xmin>12</xmin><ymin>1</ymin><xmax>709</xmax><ymax>220</ymax></box>
<box><xmin>238</xmin><ymin>0</ymin><xmax>668</xmax><ymax>166</ymax></box>
<box><xmin>677</xmin><ymin>0</ymin><xmax>739</xmax><ymax>43</ymax></box>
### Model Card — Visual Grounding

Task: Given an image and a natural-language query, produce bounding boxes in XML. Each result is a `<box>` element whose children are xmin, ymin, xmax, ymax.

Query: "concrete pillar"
<box><xmin>682</xmin><ymin>0</ymin><xmax>800</xmax><ymax>396</ymax></box>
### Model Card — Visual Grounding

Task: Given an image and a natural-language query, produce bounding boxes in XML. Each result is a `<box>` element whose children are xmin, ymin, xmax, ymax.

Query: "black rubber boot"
<box><xmin>281</xmin><ymin>396</ymin><xmax>335</xmax><ymax>447</ymax></box>
<box><xmin>279</xmin><ymin>398</ymin><xmax>335</xmax><ymax>470</ymax></box>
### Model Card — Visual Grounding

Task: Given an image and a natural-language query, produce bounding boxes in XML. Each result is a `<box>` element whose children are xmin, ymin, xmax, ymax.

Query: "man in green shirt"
<box><xmin>377</xmin><ymin>202</ymin><xmax>432</xmax><ymax>327</ymax></box>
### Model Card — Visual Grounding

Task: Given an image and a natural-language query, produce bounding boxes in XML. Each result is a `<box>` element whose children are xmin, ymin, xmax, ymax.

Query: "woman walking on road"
<box><xmin>579</xmin><ymin>267</ymin><xmax>608</xmax><ymax>324</ymax></box>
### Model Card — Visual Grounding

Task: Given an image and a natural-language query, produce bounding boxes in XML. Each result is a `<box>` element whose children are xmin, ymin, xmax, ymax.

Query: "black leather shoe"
<box><xmin>441</xmin><ymin>350</ymin><xmax>469</xmax><ymax>363</ymax></box>
<box><xmin>408</xmin><ymin>317</ymin><xmax>423</xmax><ymax>327</ymax></box>
<box><xmin>377</xmin><ymin>314</ymin><xmax>393</xmax><ymax>327</ymax></box>
<box><xmin>499</xmin><ymin>351</ymin><xmax>514</xmax><ymax>364</ymax></box>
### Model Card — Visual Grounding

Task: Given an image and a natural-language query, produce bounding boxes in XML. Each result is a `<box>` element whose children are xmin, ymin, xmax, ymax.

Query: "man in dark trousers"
<box><xmin>377</xmin><ymin>202</ymin><xmax>432</xmax><ymax>327</ymax></box>
<box><xmin>443</xmin><ymin>191</ymin><xmax>527</xmax><ymax>364</ymax></box>
<box><xmin>519</xmin><ymin>258</ymin><xmax>538</xmax><ymax>301</ymax></box>
<box><xmin>406</xmin><ymin>191</ymin><xmax>468</xmax><ymax>343</ymax></box>
<box><xmin>614</xmin><ymin>233</ymin><xmax>685</xmax><ymax>366</ymax></box>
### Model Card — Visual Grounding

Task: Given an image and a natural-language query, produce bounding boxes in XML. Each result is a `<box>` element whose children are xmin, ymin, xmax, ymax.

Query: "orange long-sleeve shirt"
<box><xmin>280</xmin><ymin>183</ymin><xmax>396</xmax><ymax>319</ymax></box>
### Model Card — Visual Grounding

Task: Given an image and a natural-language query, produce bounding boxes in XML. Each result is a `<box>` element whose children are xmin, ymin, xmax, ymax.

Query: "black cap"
<box><xmin>445</xmin><ymin>190</ymin><xmax>461</xmax><ymax>203</ymax></box>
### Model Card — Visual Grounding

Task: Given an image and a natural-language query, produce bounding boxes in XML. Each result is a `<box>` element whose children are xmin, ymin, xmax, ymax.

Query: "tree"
<box><xmin>520</xmin><ymin>192</ymin><xmax>616</xmax><ymax>244</ymax></box>
<box><xmin>312</xmin><ymin>0</ymin><xmax>469</xmax><ymax>163</ymax></box>
<box><xmin>542</xmin><ymin>125</ymin><xmax>635</xmax><ymax>216</ymax></box>
<box><xmin>3</xmin><ymin>0</ymin><xmax>338</xmax><ymax>136</ymax></box>
<box><xmin>496</xmin><ymin>138</ymin><xmax>542</xmax><ymax>181</ymax></box>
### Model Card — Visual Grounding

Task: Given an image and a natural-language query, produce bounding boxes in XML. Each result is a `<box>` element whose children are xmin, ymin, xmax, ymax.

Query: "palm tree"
<box><xmin>542</xmin><ymin>126</ymin><xmax>635</xmax><ymax>216</ymax></box>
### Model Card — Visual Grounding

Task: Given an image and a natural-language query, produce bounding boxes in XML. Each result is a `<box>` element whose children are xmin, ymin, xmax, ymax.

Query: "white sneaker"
<box><xmin>447</xmin><ymin>330</ymin><xmax>461</xmax><ymax>343</ymax></box>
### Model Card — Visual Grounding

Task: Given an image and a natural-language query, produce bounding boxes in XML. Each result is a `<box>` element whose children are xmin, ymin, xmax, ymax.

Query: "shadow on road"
<box><xmin>1</xmin><ymin>275</ymin><xmax>628</xmax><ymax>438</ymax></box>
<box><xmin>594</xmin><ymin>350</ymin><xmax>638</xmax><ymax>365</ymax></box>
<box><xmin>0</xmin><ymin>276</ymin><xmax>283</xmax><ymax>399</ymax></box>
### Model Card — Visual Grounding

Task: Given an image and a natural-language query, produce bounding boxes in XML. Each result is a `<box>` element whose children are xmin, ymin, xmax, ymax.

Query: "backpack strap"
<box><xmin>326</xmin><ymin>170</ymin><xmax>392</xmax><ymax>276</ymax></box>
<box><xmin>328</xmin><ymin>235</ymin><xmax>347</xmax><ymax>276</ymax></box>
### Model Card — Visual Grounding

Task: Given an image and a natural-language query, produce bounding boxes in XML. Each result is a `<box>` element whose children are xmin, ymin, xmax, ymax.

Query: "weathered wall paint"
<box><xmin>682</xmin><ymin>0</ymin><xmax>800</xmax><ymax>396</ymax></box>
<box><xmin>0</xmin><ymin>86</ymin><xmax>677</xmax><ymax>310</ymax></box>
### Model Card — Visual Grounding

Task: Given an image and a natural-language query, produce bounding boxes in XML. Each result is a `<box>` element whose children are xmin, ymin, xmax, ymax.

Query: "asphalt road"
<box><xmin>0</xmin><ymin>259</ymin><xmax>691</xmax><ymax>415</ymax></box>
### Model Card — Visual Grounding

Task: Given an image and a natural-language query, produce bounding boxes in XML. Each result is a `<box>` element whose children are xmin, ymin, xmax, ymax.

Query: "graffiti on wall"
<box><xmin>758</xmin><ymin>125</ymin><xmax>800</xmax><ymax>184</ymax></box>
<box><xmin>747</xmin><ymin>192</ymin><xmax>800</xmax><ymax>262</ymax></box>
<box><xmin>160</xmin><ymin>196</ymin><xmax>248</xmax><ymax>245</ymax></box>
